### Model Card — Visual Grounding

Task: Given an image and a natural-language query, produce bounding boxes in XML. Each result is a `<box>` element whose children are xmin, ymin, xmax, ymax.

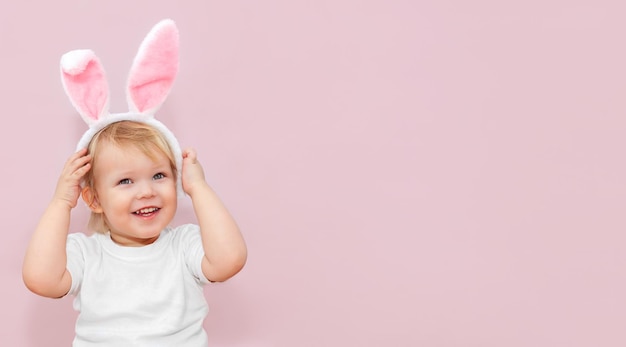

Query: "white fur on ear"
<box><xmin>127</xmin><ymin>19</ymin><xmax>179</xmax><ymax>115</ymax></box>
<box><xmin>60</xmin><ymin>49</ymin><xmax>110</xmax><ymax>125</ymax></box>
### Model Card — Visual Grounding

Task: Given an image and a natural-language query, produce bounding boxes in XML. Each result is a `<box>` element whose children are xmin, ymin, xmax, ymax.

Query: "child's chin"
<box><xmin>138</xmin><ymin>230</ymin><xmax>162</xmax><ymax>241</ymax></box>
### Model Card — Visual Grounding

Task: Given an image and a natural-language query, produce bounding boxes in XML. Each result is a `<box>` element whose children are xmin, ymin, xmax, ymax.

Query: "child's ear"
<box><xmin>81</xmin><ymin>187</ymin><xmax>103</xmax><ymax>213</ymax></box>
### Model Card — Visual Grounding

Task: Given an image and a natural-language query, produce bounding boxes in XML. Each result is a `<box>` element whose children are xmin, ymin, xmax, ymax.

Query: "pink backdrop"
<box><xmin>2</xmin><ymin>1</ymin><xmax>626</xmax><ymax>346</ymax></box>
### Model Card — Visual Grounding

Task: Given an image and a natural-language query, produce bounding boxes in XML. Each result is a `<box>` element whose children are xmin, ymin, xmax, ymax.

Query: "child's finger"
<box><xmin>183</xmin><ymin>148</ymin><xmax>198</xmax><ymax>163</ymax></box>
<box><xmin>73</xmin><ymin>163</ymin><xmax>91</xmax><ymax>177</ymax></box>
<box><xmin>67</xmin><ymin>148</ymin><xmax>88</xmax><ymax>162</ymax></box>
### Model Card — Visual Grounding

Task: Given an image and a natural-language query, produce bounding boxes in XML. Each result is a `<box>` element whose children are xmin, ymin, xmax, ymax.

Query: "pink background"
<box><xmin>2</xmin><ymin>1</ymin><xmax>625</xmax><ymax>346</ymax></box>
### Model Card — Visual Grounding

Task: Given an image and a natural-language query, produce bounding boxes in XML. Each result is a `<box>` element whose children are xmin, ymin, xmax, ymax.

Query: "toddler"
<box><xmin>22</xmin><ymin>19</ymin><xmax>247</xmax><ymax>346</ymax></box>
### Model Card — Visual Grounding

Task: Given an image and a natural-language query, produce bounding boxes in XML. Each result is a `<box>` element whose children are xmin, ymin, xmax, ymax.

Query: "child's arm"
<box><xmin>22</xmin><ymin>149</ymin><xmax>91</xmax><ymax>298</ymax></box>
<box><xmin>182</xmin><ymin>148</ymin><xmax>247</xmax><ymax>282</ymax></box>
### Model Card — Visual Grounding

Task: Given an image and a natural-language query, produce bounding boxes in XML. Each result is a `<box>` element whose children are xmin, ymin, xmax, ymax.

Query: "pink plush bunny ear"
<box><xmin>127</xmin><ymin>19</ymin><xmax>179</xmax><ymax>115</ymax></box>
<box><xmin>60</xmin><ymin>49</ymin><xmax>110</xmax><ymax>125</ymax></box>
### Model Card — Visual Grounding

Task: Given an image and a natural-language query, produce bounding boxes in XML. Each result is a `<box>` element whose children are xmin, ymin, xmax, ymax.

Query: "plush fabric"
<box><xmin>60</xmin><ymin>19</ymin><xmax>184</xmax><ymax>195</ymax></box>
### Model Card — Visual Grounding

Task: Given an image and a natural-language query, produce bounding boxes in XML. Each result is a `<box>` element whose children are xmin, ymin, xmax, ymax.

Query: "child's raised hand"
<box><xmin>181</xmin><ymin>148</ymin><xmax>207</xmax><ymax>196</ymax></box>
<box><xmin>53</xmin><ymin>148</ymin><xmax>91</xmax><ymax>209</ymax></box>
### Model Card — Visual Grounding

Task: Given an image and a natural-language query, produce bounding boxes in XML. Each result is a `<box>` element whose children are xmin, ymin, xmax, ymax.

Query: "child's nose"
<box><xmin>136</xmin><ymin>181</ymin><xmax>156</xmax><ymax>199</ymax></box>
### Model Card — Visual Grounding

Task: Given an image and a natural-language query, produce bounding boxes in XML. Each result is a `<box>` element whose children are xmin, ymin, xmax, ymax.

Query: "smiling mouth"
<box><xmin>133</xmin><ymin>207</ymin><xmax>160</xmax><ymax>216</ymax></box>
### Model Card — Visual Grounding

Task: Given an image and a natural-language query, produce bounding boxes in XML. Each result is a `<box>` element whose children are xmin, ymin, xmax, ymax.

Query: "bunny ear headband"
<box><xmin>60</xmin><ymin>19</ymin><xmax>183</xmax><ymax>193</ymax></box>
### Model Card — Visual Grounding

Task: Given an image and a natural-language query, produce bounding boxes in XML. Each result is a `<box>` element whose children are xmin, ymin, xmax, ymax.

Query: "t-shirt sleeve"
<box><xmin>66</xmin><ymin>233</ymin><xmax>86</xmax><ymax>296</ymax></box>
<box><xmin>178</xmin><ymin>224</ymin><xmax>211</xmax><ymax>285</ymax></box>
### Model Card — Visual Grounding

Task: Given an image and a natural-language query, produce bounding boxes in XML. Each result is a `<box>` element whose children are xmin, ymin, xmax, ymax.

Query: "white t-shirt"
<box><xmin>66</xmin><ymin>224</ymin><xmax>210</xmax><ymax>347</ymax></box>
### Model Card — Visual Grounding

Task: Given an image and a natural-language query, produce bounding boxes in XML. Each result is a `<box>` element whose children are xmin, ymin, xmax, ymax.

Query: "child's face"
<box><xmin>90</xmin><ymin>141</ymin><xmax>177</xmax><ymax>246</ymax></box>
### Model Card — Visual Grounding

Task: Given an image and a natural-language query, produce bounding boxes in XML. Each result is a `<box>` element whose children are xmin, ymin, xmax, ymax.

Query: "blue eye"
<box><xmin>153</xmin><ymin>173</ymin><xmax>166</xmax><ymax>180</ymax></box>
<box><xmin>119</xmin><ymin>178</ymin><xmax>132</xmax><ymax>185</ymax></box>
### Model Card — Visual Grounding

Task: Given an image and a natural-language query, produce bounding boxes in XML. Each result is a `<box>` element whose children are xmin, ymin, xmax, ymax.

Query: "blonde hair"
<box><xmin>82</xmin><ymin>121</ymin><xmax>178</xmax><ymax>233</ymax></box>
